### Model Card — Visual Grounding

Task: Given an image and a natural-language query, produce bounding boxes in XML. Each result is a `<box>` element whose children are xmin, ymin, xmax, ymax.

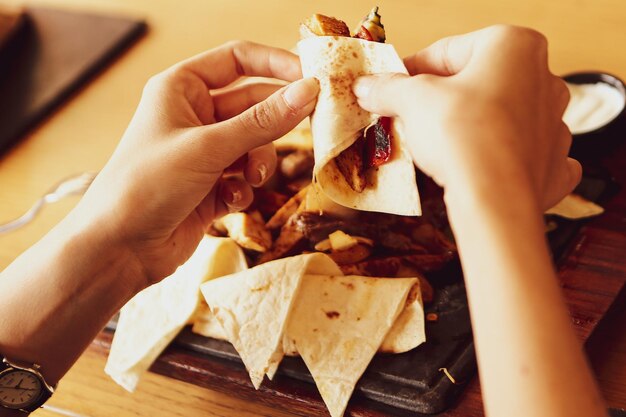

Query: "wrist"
<box><xmin>443</xmin><ymin>159</ymin><xmax>545</xmax><ymax>240</ymax></box>
<box><xmin>57</xmin><ymin>206</ymin><xmax>148</xmax><ymax>299</ymax></box>
<box><xmin>0</xmin><ymin>207</ymin><xmax>145</xmax><ymax>383</ymax></box>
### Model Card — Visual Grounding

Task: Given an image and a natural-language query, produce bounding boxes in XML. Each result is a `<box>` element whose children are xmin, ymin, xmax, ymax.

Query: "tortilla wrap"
<box><xmin>200</xmin><ymin>253</ymin><xmax>342</xmax><ymax>389</ymax></box>
<box><xmin>105</xmin><ymin>236</ymin><xmax>247</xmax><ymax>392</ymax></box>
<box><xmin>298</xmin><ymin>36</ymin><xmax>421</xmax><ymax>216</ymax></box>
<box><xmin>286</xmin><ymin>274</ymin><xmax>417</xmax><ymax>417</ymax></box>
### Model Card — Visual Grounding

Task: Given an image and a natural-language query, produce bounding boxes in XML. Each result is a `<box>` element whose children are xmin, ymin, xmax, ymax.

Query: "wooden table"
<box><xmin>0</xmin><ymin>0</ymin><xmax>624</xmax><ymax>415</ymax></box>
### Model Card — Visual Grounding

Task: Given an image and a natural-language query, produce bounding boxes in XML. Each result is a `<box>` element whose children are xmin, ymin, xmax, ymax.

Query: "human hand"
<box><xmin>69</xmin><ymin>41</ymin><xmax>319</xmax><ymax>287</ymax></box>
<box><xmin>352</xmin><ymin>25</ymin><xmax>581</xmax><ymax>210</ymax></box>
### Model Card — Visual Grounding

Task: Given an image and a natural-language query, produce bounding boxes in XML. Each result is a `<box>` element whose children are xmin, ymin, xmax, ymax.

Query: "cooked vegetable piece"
<box><xmin>286</xmin><ymin>177</ymin><xmax>312</xmax><ymax>194</ymax></box>
<box><xmin>280</xmin><ymin>150</ymin><xmax>314</xmax><ymax>179</ymax></box>
<box><xmin>315</xmin><ymin>235</ymin><xmax>373</xmax><ymax>252</ymax></box>
<box><xmin>339</xmin><ymin>256</ymin><xmax>402</xmax><ymax>277</ymax></box>
<box><xmin>365</xmin><ymin>117</ymin><xmax>392</xmax><ymax>168</ymax></box>
<box><xmin>215</xmin><ymin>211</ymin><xmax>272</xmax><ymax>252</ymax></box>
<box><xmin>257</xmin><ymin>214</ymin><xmax>308</xmax><ymax>264</ymax></box>
<box><xmin>328</xmin><ymin>243</ymin><xmax>373</xmax><ymax>265</ymax></box>
<box><xmin>328</xmin><ymin>230</ymin><xmax>358</xmax><ymax>251</ymax></box>
<box><xmin>354</xmin><ymin>6</ymin><xmax>386</xmax><ymax>42</ymax></box>
<box><xmin>251</xmin><ymin>188</ymin><xmax>289</xmax><ymax>220</ymax></box>
<box><xmin>266</xmin><ymin>186</ymin><xmax>310</xmax><ymax>230</ymax></box>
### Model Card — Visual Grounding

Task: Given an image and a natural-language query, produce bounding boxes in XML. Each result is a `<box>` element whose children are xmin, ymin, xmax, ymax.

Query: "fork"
<box><xmin>0</xmin><ymin>172</ymin><xmax>98</xmax><ymax>234</ymax></box>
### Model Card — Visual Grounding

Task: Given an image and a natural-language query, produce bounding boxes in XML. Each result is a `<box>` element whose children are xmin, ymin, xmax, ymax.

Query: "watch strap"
<box><xmin>21</xmin><ymin>387</ymin><xmax>52</xmax><ymax>413</ymax></box>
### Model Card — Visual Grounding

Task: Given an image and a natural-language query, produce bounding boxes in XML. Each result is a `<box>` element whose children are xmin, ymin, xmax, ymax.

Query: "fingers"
<box><xmin>403</xmin><ymin>25</ymin><xmax>548</xmax><ymax>77</ymax></box>
<box><xmin>213</xmin><ymin>82</ymin><xmax>284</xmax><ymax>121</ymax></box>
<box><xmin>200</xmin><ymin>77</ymin><xmax>319</xmax><ymax>168</ymax></box>
<box><xmin>566</xmin><ymin>157</ymin><xmax>583</xmax><ymax>190</ymax></box>
<box><xmin>542</xmin><ymin>157</ymin><xmax>582</xmax><ymax>210</ymax></box>
<box><xmin>552</xmin><ymin>76</ymin><xmax>571</xmax><ymax>116</ymax></box>
<box><xmin>556</xmin><ymin>122</ymin><xmax>573</xmax><ymax>157</ymax></box>
<box><xmin>194</xmin><ymin>177</ymin><xmax>254</xmax><ymax>227</ymax></box>
<box><xmin>218</xmin><ymin>177</ymin><xmax>255</xmax><ymax>214</ymax></box>
<box><xmin>178</xmin><ymin>41</ymin><xmax>302</xmax><ymax>90</ymax></box>
<box><xmin>403</xmin><ymin>29</ymin><xmax>486</xmax><ymax>76</ymax></box>
<box><xmin>245</xmin><ymin>143</ymin><xmax>277</xmax><ymax>187</ymax></box>
<box><xmin>352</xmin><ymin>73</ymin><xmax>414</xmax><ymax>116</ymax></box>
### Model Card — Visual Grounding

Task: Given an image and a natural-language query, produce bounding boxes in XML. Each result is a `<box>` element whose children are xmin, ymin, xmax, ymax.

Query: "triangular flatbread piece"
<box><xmin>287</xmin><ymin>274</ymin><xmax>416</xmax><ymax>417</ymax></box>
<box><xmin>200</xmin><ymin>253</ymin><xmax>342</xmax><ymax>389</ymax></box>
<box><xmin>105</xmin><ymin>237</ymin><xmax>246</xmax><ymax>391</ymax></box>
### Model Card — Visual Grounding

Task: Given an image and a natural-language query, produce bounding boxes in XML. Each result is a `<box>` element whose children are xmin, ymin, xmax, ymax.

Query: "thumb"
<box><xmin>202</xmin><ymin>77</ymin><xmax>319</xmax><ymax>168</ymax></box>
<box><xmin>352</xmin><ymin>73</ymin><xmax>414</xmax><ymax>117</ymax></box>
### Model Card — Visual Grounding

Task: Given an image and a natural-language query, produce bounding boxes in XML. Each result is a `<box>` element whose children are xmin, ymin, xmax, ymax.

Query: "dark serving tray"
<box><xmin>105</xmin><ymin>172</ymin><xmax>616</xmax><ymax>416</ymax></box>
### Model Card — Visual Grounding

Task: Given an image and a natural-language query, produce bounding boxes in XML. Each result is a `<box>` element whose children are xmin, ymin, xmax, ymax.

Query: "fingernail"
<box><xmin>256</xmin><ymin>163</ymin><xmax>268</xmax><ymax>184</ymax></box>
<box><xmin>353</xmin><ymin>76</ymin><xmax>375</xmax><ymax>98</ymax></box>
<box><xmin>229</xmin><ymin>189</ymin><xmax>242</xmax><ymax>205</ymax></box>
<box><xmin>282</xmin><ymin>78</ymin><xmax>319</xmax><ymax>110</ymax></box>
<box><xmin>247</xmin><ymin>161</ymin><xmax>267</xmax><ymax>187</ymax></box>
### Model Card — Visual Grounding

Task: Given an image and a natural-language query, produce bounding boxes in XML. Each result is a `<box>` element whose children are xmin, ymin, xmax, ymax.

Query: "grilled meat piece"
<box><xmin>251</xmin><ymin>188</ymin><xmax>289</xmax><ymax>220</ymax></box>
<box><xmin>334</xmin><ymin>138</ymin><xmax>367</xmax><ymax>193</ymax></box>
<box><xmin>293</xmin><ymin>211</ymin><xmax>453</xmax><ymax>255</ymax></box>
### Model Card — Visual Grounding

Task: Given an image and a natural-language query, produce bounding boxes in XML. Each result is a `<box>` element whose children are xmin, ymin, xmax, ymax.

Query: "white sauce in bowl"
<box><xmin>563</xmin><ymin>82</ymin><xmax>625</xmax><ymax>134</ymax></box>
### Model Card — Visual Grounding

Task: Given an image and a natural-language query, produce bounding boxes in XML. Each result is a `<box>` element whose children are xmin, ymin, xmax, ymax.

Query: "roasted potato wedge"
<box><xmin>215</xmin><ymin>211</ymin><xmax>272</xmax><ymax>252</ymax></box>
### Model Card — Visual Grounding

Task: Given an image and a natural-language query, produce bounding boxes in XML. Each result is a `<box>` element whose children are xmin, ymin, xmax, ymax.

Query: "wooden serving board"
<box><xmin>94</xmin><ymin>136</ymin><xmax>626</xmax><ymax>417</ymax></box>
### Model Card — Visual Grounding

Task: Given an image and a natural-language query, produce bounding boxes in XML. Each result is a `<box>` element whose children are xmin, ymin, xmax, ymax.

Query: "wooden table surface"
<box><xmin>0</xmin><ymin>0</ymin><xmax>625</xmax><ymax>416</ymax></box>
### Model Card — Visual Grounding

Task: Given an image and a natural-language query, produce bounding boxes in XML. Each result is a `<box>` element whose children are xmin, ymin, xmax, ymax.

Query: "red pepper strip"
<box><xmin>354</xmin><ymin>26</ymin><xmax>392</xmax><ymax>169</ymax></box>
<box><xmin>365</xmin><ymin>117</ymin><xmax>392</xmax><ymax>168</ymax></box>
<box><xmin>354</xmin><ymin>26</ymin><xmax>374</xmax><ymax>41</ymax></box>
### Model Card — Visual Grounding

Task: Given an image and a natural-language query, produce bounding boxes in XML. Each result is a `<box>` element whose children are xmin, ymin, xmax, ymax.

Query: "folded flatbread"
<box><xmin>200</xmin><ymin>253</ymin><xmax>425</xmax><ymax>417</ymax></box>
<box><xmin>298</xmin><ymin>35</ymin><xmax>421</xmax><ymax>216</ymax></box>
<box><xmin>200</xmin><ymin>252</ymin><xmax>342</xmax><ymax>389</ymax></box>
<box><xmin>195</xmin><ymin>267</ymin><xmax>425</xmax><ymax>354</ymax></box>
<box><xmin>286</xmin><ymin>274</ymin><xmax>417</xmax><ymax>417</ymax></box>
<box><xmin>105</xmin><ymin>236</ymin><xmax>247</xmax><ymax>391</ymax></box>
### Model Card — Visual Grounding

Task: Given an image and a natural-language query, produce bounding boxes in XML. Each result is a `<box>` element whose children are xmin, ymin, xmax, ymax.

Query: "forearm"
<box><xmin>445</xmin><ymin>173</ymin><xmax>606</xmax><ymax>417</ymax></box>
<box><xmin>0</xmin><ymin>210</ymin><xmax>142</xmax><ymax>385</ymax></box>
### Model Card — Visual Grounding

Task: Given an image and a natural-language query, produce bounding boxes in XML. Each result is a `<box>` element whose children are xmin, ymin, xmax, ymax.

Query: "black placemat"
<box><xmin>0</xmin><ymin>6</ymin><xmax>146</xmax><ymax>155</ymax></box>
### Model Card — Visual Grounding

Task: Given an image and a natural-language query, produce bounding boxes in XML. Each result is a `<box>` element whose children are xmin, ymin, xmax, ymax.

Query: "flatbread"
<box><xmin>298</xmin><ymin>36</ymin><xmax>421</xmax><ymax>216</ymax></box>
<box><xmin>191</xmin><ymin>302</ymin><xmax>228</xmax><ymax>341</ymax></box>
<box><xmin>279</xmin><ymin>279</ymin><xmax>425</xmax><ymax>356</ymax></box>
<box><xmin>545</xmin><ymin>193</ymin><xmax>604</xmax><ymax>219</ymax></box>
<box><xmin>200</xmin><ymin>253</ymin><xmax>342</xmax><ymax>389</ymax></box>
<box><xmin>105</xmin><ymin>236</ymin><xmax>247</xmax><ymax>391</ymax></box>
<box><xmin>379</xmin><ymin>282</ymin><xmax>425</xmax><ymax>353</ymax></box>
<box><xmin>286</xmin><ymin>274</ymin><xmax>417</xmax><ymax>417</ymax></box>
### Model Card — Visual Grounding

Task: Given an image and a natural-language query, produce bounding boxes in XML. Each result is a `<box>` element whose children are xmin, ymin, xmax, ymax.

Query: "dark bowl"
<box><xmin>562</xmin><ymin>71</ymin><xmax>626</xmax><ymax>161</ymax></box>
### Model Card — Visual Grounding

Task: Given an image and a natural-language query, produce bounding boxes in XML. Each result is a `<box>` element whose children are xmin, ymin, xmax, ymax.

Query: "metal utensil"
<box><xmin>0</xmin><ymin>172</ymin><xmax>97</xmax><ymax>234</ymax></box>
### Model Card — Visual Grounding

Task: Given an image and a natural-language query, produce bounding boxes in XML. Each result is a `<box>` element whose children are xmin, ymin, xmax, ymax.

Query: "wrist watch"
<box><xmin>0</xmin><ymin>356</ymin><xmax>55</xmax><ymax>413</ymax></box>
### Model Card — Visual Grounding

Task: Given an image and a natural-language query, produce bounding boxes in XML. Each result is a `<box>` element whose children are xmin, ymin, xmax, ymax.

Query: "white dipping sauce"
<box><xmin>563</xmin><ymin>82</ymin><xmax>625</xmax><ymax>134</ymax></box>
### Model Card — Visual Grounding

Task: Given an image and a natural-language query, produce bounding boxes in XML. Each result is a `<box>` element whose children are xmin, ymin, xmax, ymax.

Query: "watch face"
<box><xmin>0</xmin><ymin>369</ymin><xmax>42</xmax><ymax>409</ymax></box>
